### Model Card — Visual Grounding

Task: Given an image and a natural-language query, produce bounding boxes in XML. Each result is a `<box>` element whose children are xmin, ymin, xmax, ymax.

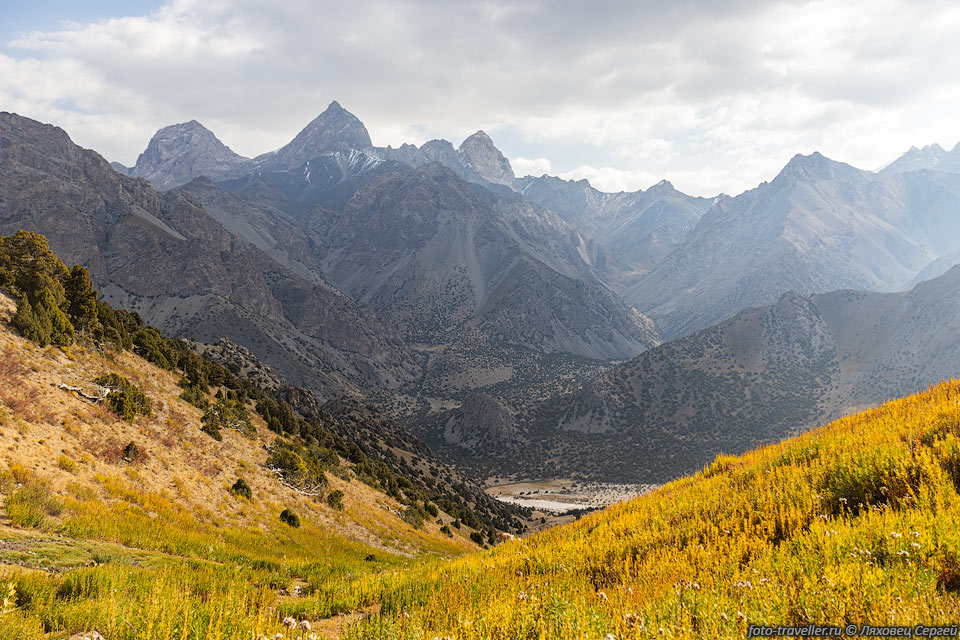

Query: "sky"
<box><xmin>2</xmin><ymin>0</ymin><xmax>959</xmax><ymax>196</ymax></box>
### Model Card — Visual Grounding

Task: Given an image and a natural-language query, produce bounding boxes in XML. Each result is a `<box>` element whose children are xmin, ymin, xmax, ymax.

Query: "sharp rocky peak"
<box><xmin>774</xmin><ymin>151</ymin><xmax>858</xmax><ymax>183</ymax></box>
<box><xmin>255</xmin><ymin>101</ymin><xmax>373</xmax><ymax>171</ymax></box>
<box><xmin>456</xmin><ymin>129</ymin><xmax>516</xmax><ymax>187</ymax></box>
<box><xmin>132</xmin><ymin>118</ymin><xmax>252</xmax><ymax>190</ymax></box>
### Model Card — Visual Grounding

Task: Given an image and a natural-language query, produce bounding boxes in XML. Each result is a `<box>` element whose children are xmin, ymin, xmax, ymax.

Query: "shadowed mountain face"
<box><xmin>626</xmin><ymin>152</ymin><xmax>960</xmax><ymax>340</ymax></box>
<box><xmin>435</xmin><ymin>265</ymin><xmax>960</xmax><ymax>483</ymax></box>
<box><xmin>301</xmin><ymin>163</ymin><xmax>658</xmax><ymax>360</ymax></box>
<box><xmin>0</xmin><ymin>111</ymin><xmax>416</xmax><ymax>399</ymax></box>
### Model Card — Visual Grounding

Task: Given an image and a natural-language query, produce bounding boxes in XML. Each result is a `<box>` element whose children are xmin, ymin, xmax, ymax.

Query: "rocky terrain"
<box><xmin>131</xmin><ymin>120</ymin><xmax>255</xmax><ymax>189</ymax></box>
<box><xmin>463</xmin><ymin>265</ymin><xmax>960</xmax><ymax>482</ymax></box>
<box><xmin>9</xmin><ymin>104</ymin><xmax>960</xmax><ymax>491</ymax></box>
<box><xmin>0</xmin><ymin>111</ymin><xmax>417</xmax><ymax>400</ymax></box>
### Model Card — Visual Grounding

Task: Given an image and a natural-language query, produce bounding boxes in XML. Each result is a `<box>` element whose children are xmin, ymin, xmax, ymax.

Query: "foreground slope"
<box><xmin>0</xmin><ymin>289</ymin><xmax>488</xmax><ymax>638</ymax></box>
<box><xmin>341</xmin><ymin>380</ymin><xmax>960</xmax><ymax>639</ymax></box>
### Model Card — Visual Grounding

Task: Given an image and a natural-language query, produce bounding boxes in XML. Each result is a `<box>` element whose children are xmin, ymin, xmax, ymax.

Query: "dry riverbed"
<box><xmin>486</xmin><ymin>479</ymin><xmax>656</xmax><ymax>532</ymax></box>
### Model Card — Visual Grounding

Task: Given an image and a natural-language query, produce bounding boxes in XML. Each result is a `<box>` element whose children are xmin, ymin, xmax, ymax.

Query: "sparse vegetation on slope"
<box><xmin>335</xmin><ymin>380</ymin><xmax>960</xmax><ymax>639</ymax></box>
<box><xmin>0</xmin><ymin>231</ymin><xmax>524</xmax><ymax>638</ymax></box>
<box><xmin>0</xmin><ymin>295</ymin><xmax>475</xmax><ymax>639</ymax></box>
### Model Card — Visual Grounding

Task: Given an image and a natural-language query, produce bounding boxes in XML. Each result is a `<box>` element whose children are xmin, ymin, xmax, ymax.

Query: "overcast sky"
<box><xmin>2</xmin><ymin>0</ymin><xmax>959</xmax><ymax>196</ymax></box>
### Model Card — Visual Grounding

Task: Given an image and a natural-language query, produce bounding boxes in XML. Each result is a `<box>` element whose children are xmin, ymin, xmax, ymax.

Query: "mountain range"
<box><xmin>5</xmin><ymin>102</ymin><xmax>960</xmax><ymax>485</ymax></box>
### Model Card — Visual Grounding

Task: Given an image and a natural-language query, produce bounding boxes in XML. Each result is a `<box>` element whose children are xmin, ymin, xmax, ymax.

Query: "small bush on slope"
<box><xmin>94</xmin><ymin>373</ymin><xmax>151</xmax><ymax>421</ymax></box>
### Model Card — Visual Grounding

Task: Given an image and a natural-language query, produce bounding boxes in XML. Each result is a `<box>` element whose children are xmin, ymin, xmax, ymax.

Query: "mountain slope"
<box><xmin>524</xmin><ymin>265</ymin><xmax>960</xmax><ymax>481</ymax></box>
<box><xmin>0</xmin><ymin>284</ymin><xmax>497</xmax><ymax>638</ymax></box>
<box><xmin>254</xmin><ymin>100</ymin><xmax>373</xmax><ymax>172</ymax></box>
<box><xmin>304</xmin><ymin>162</ymin><xmax>658</xmax><ymax>360</ymax></box>
<box><xmin>516</xmin><ymin>175</ymin><xmax>714</xmax><ymax>278</ymax></box>
<box><xmin>628</xmin><ymin>152</ymin><xmax>960</xmax><ymax>339</ymax></box>
<box><xmin>0</xmin><ymin>111</ymin><xmax>416</xmax><ymax>399</ymax></box>
<box><xmin>341</xmin><ymin>379</ymin><xmax>960</xmax><ymax>638</ymax></box>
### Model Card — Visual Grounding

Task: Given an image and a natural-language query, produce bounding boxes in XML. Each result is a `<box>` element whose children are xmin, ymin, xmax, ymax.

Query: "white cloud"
<box><xmin>511</xmin><ymin>156</ymin><xmax>552</xmax><ymax>177</ymax></box>
<box><xmin>2</xmin><ymin>0</ymin><xmax>960</xmax><ymax>195</ymax></box>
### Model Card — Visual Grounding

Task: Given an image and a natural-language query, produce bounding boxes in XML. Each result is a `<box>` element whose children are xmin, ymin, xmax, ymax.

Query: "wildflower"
<box><xmin>911</xmin><ymin>531</ymin><xmax>921</xmax><ymax>538</ymax></box>
<box><xmin>911</xmin><ymin>542</ymin><xmax>921</xmax><ymax>549</ymax></box>
<box><xmin>282</xmin><ymin>616</ymin><xmax>297</xmax><ymax>629</ymax></box>
<box><xmin>309</xmin><ymin>635</ymin><xmax>318</xmax><ymax>640</ymax></box>
<box><xmin>737</xmin><ymin>611</ymin><xmax>747</xmax><ymax>621</ymax></box>
<box><xmin>897</xmin><ymin>550</ymin><xmax>910</xmax><ymax>558</ymax></box>
<box><xmin>839</xmin><ymin>497</ymin><xmax>848</xmax><ymax>504</ymax></box>
<box><xmin>890</xmin><ymin>531</ymin><xmax>902</xmax><ymax>539</ymax></box>
<box><xmin>720</xmin><ymin>612</ymin><xmax>729</xmax><ymax>620</ymax></box>
<box><xmin>298</xmin><ymin>620</ymin><xmax>311</xmax><ymax>631</ymax></box>
<box><xmin>517</xmin><ymin>591</ymin><xmax>527</xmax><ymax>601</ymax></box>
<box><xmin>598</xmin><ymin>591</ymin><xmax>609</xmax><ymax>602</ymax></box>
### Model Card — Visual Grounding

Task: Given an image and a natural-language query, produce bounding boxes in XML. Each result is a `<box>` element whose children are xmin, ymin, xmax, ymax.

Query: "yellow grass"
<box><xmin>339</xmin><ymin>380</ymin><xmax>960</xmax><ymax>639</ymax></box>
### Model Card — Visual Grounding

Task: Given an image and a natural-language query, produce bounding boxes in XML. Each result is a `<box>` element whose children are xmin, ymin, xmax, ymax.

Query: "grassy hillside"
<box><xmin>0</xmin><ymin>288</ymin><xmax>483</xmax><ymax>639</ymax></box>
<box><xmin>336</xmin><ymin>380</ymin><xmax>960</xmax><ymax>638</ymax></box>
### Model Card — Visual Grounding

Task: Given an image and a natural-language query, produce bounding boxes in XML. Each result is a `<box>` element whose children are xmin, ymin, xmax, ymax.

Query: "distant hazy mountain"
<box><xmin>110</xmin><ymin>161</ymin><xmax>131</xmax><ymax>175</ymax></box>
<box><xmin>515</xmin><ymin>175</ymin><xmax>716</xmax><ymax>278</ymax></box>
<box><xmin>907</xmin><ymin>247</ymin><xmax>960</xmax><ymax>287</ymax></box>
<box><xmin>438</xmin><ymin>265</ymin><xmax>960</xmax><ymax>482</ymax></box>
<box><xmin>374</xmin><ymin>129</ymin><xmax>517</xmax><ymax>188</ymax></box>
<box><xmin>627</xmin><ymin>152</ymin><xmax>960</xmax><ymax>340</ymax></box>
<box><xmin>881</xmin><ymin>142</ymin><xmax>960</xmax><ymax>174</ymax></box>
<box><xmin>131</xmin><ymin>120</ymin><xmax>254</xmax><ymax>189</ymax></box>
<box><xmin>0</xmin><ymin>111</ymin><xmax>416</xmax><ymax>398</ymax></box>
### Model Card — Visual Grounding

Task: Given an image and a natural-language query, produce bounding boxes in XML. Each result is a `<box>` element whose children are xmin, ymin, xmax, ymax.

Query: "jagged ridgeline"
<box><xmin>0</xmin><ymin>230</ymin><xmax>526</xmax><ymax>535</ymax></box>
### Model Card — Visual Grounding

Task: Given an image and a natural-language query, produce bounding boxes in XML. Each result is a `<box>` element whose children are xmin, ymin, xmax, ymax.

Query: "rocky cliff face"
<box><xmin>254</xmin><ymin>101</ymin><xmax>373</xmax><ymax>172</ymax></box>
<box><xmin>132</xmin><ymin>120</ymin><xmax>254</xmax><ymax>190</ymax></box>
<box><xmin>304</xmin><ymin>162</ymin><xmax>658</xmax><ymax>360</ymax></box>
<box><xmin>373</xmin><ymin>131</ymin><xmax>517</xmax><ymax>189</ymax></box>
<box><xmin>456</xmin><ymin>130</ymin><xmax>516</xmax><ymax>187</ymax></box>
<box><xmin>0</xmin><ymin>111</ymin><xmax>416</xmax><ymax>399</ymax></box>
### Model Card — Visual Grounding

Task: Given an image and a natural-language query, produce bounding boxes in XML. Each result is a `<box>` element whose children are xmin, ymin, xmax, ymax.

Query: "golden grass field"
<box><xmin>0</xmin><ymin>294</ymin><xmax>474</xmax><ymax>639</ymax></box>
